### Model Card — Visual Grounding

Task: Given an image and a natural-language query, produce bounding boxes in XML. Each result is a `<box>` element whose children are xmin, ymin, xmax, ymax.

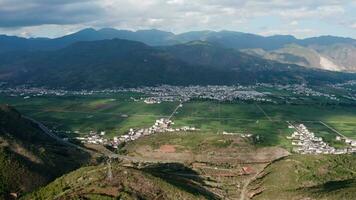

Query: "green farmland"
<box><xmin>0</xmin><ymin>94</ymin><xmax>355</xmax><ymax>146</ymax></box>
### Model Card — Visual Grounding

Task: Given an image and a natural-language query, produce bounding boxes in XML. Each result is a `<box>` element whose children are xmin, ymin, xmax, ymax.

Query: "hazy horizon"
<box><xmin>2</xmin><ymin>27</ymin><xmax>356</xmax><ymax>40</ymax></box>
<box><xmin>0</xmin><ymin>0</ymin><xmax>355</xmax><ymax>39</ymax></box>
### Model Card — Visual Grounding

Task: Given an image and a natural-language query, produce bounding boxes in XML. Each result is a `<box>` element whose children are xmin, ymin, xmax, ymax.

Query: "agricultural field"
<box><xmin>0</xmin><ymin>94</ymin><xmax>178</xmax><ymax>137</ymax></box>
<box><xmin>328</xmin><ymin>122</ymin><xmax>356</xmax><ymax>140</ymax></box>
<box><xmin>0</xmin><ymin>93</ymin><xmax>355</xmax><ymax>147</ymax></box>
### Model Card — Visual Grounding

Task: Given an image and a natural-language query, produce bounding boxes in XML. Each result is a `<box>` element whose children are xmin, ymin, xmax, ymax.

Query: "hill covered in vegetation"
<box><xmin>0</xmin><ymin>105</ymin><xmax>90</xmax><ymax>199</ymax></box>
<box><xmin>248</xmin><ymin>155</ymin><xmax>356</xmax><ymax>200</ymax></box>
<box><xmin>24</xmin><ymin>163</ymin><xmax>218</xmax><ymax>200</ymax></box>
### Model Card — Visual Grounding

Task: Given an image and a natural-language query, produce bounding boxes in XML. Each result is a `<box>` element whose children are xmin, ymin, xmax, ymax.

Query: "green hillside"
<box><xmin>0</xmin><ymin>105</ymin><xmax>90</xmax><ymax>199</ymax></box>
<box><xmin>24</xmin><ymin>163</ymin><xmax>216</xmax><ymax>200</ymax></box>
<box><xmin>249</xmin><ymin>155</ymin><xmax>356</xmax><ymax>200</ymax></box>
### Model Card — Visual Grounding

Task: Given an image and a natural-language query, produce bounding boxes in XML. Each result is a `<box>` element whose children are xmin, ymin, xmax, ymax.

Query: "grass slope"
<box><xmin>24</xmin><ymin>164</ymin><xmax>214</xmax><ymax>200</ymax></box>
<box><xmin>249</xmin><ymin>155</ymin><xmax>356</xmax><ymax>200</ymax></box>
<box><xmin>0</xmin><ymin>105</ymin><xmax>90</xmax><ymax>198</ymax></box>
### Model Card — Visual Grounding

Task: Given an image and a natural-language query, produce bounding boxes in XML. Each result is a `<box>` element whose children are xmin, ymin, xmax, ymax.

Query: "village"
<box><xmin>76</xmin><ymin>117</ymin><xmax>198</xmax><ymax>149</ymax></box>
<box><xmin>287</xmin><ymin>123</ymin><xmax>356</xmax><ymax>154</ymax></box>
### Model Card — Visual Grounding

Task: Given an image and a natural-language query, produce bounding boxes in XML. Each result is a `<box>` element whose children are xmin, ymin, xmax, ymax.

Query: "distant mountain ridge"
<box><xmin>0</xmin><ymin>28</ymin><xmax>355</xmax><ymax>52</ymax></box>
<box><xmin>0</xmin><ymin>39</ymin><xmax>355</xmax><ymax>89</ymax></box>
<box><xmin>0</xmin><ymin>28</ymin><xmax>176</xmax><ymax>52</ymax></box>
<box><xmin>1</xmin><ymin>28</ymin><xmax>355</xmax><ymax>72</ymax></box>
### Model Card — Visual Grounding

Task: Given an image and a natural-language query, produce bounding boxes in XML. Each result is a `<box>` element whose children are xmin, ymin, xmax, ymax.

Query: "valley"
<box><xmin>0</xmin><ymin>24</ymin><xmax>356</xmax><ymax>200</ymax></box>
<box><xmin>1</xmin><ymin>82</ymin><xmax>356</xmax><ymax>199</ymax></box>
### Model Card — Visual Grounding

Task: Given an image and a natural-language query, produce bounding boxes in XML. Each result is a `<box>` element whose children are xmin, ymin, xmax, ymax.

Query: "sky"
<box><xmin>0</xmin><ymin>0</ymin><xmax>355</xmax><ymax>39</ymax></box>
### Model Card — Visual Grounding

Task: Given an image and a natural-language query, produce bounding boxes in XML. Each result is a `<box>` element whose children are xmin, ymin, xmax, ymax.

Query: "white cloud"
<box><xmin>0</xmin><ymin>0</ymin><xmax>355</xmax><ymax>38</ymax></box>
<box><xmin>290</xmin><ymin>21</ymin><xmax>299</xmax><ymax>26</ymax></box>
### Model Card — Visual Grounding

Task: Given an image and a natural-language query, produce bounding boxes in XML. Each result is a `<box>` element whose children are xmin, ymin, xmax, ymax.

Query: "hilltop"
<box><xmin>24</xmin><ymin>163</ymin><xmax>217</xmax><ymax>200</ymax></box>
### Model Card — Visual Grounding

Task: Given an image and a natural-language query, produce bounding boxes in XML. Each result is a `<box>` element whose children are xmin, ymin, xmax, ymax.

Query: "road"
<box><xmin>168</xmin><ymin>102</ymin><xmax>183</xmax><ymax>120</ymax></box>
<box><xmin>255</xmin><ymin>104</ymin><xmax>272</xmax><ymax>121</ymax></box>
<box><xmin>24</xmin><ymin>116</ymin><xmax>95</xmax><ymax>154</ymax></box>
<box><xmin>289</xmin><ymin>120</ymin><xmax>350</xmax><ymax>141</ymax></box>
<box><xmin>319</xmin><ymin>121</ymin><xmax>348</xmax><ymax>139</ymax></box>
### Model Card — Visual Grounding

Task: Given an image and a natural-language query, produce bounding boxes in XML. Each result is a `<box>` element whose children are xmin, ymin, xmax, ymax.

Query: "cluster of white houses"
<box><xmin>288</xmin><ymin>124</ymin><xmax>356</xmax><ymax>154</ymax></box>
<box><xmin>76</xmin><ymin>131</ymin><xmax>108</xmax><ymax>145</ymax></box>
<box><xmin>77</xmin><ymin>118</ymin><xmax>198</xmax><ymax>149</ymax></box>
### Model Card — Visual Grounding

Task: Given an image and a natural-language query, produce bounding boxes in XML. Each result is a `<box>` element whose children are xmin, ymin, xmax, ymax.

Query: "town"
<box><xmin>129</xmin><ymin>85</ymin><xmax>272</xmax><ymax>103</ymax></box>
<box><xmin>288</xmin><ymin>123</ymin><xmax>356</xmax><ymax>154</ymax></box>
<box><xmin>2</xmin><ymin>82</ymin><xmax>355</xmax><ymax>104</ymax></box>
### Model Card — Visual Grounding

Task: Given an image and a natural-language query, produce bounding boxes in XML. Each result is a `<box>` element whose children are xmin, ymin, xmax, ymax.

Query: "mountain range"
<box><xmin>0</xmin><ymin>28</ymin><xmax>356</xmax><ymax>89</ymax></box>
<box><xmin>1</xmin><ymin>28</ymin><xmax>356</xmax><ymax>72</ymax></box>
<box><xmin>0</xmin><ymin>38</ymin><xmax>355</xmax><ymax>89</ymax></box>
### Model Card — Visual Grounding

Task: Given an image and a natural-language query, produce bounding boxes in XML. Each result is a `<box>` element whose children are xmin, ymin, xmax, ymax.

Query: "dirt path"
<box><xmin>239</xmin><ymin>153</ymin><xmax>289</xmax><ymax>200</ymax></box>
<box><xmin>239</xmin><ymin>167</ymin><xmax>264</xmax><ymax>200</ymax></box>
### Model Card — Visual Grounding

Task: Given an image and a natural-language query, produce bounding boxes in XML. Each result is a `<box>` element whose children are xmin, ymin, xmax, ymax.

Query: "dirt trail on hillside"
<box><xmin>239</xmin><ymin>167</ymin><xmax>264</xmax><ymax>200</ymax></box>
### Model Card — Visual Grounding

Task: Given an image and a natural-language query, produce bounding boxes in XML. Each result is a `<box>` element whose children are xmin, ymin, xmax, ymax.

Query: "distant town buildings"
<box><xmin>288</xmin><ymin>124</ymin><xmax>356</xmax><ymax>154</ymax></box>
<box><xmin>133</xmin><ymin>85</ymin><xmax>271</xmax><ymax>103</ymax></box>
<box><xmin>1</xmin><ymin>82</ymin><xmax>355</xmax><ymax>104</ymax></box>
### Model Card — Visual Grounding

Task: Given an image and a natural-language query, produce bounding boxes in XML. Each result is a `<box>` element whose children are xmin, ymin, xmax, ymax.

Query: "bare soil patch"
<box><xmin>159</xmin><ymin>144</ymin><xmax>176</xmax><ymax>153</ymax></box>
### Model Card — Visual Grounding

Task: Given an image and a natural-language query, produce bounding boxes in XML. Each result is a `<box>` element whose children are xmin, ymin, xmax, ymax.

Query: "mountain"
<box><xmin>49</xmin><ymin>28</ymin><xmax>175</xmax><ymax>49</ymax></box>
<box><xmin>1</xmin><ymin>28</ymin><xmax>355</xmax><ymax>52</ymax></box>
<box><xmin>173</xmin><ymin>30</ymin><xmax>213</xmax><ymax>42</ymax></box>
<box><xmin>1</xmin><ymin>28</ymin><xmax>355</xmax><ymax>72</ymax></box>
<box><xmin>243</xmin><ymin>44</ymin><xmax>356</xmax><ymax>72</ymax></box>
<box><xmin>172</xmin><ymin>31</ymin><xmax>356</xmax><ymax>51</ymax></box>
<box><xmin>0</xmin><ymin>35</ymin><xmax>50</xmax><ymax>53</ymax></box>
<box><xmin>311</xmin><ymin>44</ymin><xmax>356</xmax><ymax>72</ymax></box>
<box><xmin>162</xmin><ymin>41</ymin><xmax>271</xmax><ymax>69</ymax></box>
<box><xmin>242</xmin><ymin>45</ymin><xmax>327</xmax><ymax>70</ymax></box>
<box><xmin>299</xmin><ymin>35</ymin><xmax>356</xmax><ymax>46</ymax></box>
<box><xmin>172</xmin><ymin>32</ymin><xmax>356</xmax><ymax>72</ymax></box>
<box><xmin>0</xmin><ymin>105</ymin><xmax>90</xmax><ymax>198</ymax></box>
<box><xmin>0</xmin><ymin>39</ymin><xmax>222</xmax><ymax>88</ymax></box>
<box><xmin>0</xmin><ymin>39</ymin><xmax>355</xmax><ymax>89</ymax></box>
<box><xmin>191</xmin><ymin>31</ymin><xmax>299</xmax><ymax>50</ymax></box>
<box><xmin>0</xmin><ymin>28</ymin><xmax>175</xmax><ymax>53</ymax></box>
